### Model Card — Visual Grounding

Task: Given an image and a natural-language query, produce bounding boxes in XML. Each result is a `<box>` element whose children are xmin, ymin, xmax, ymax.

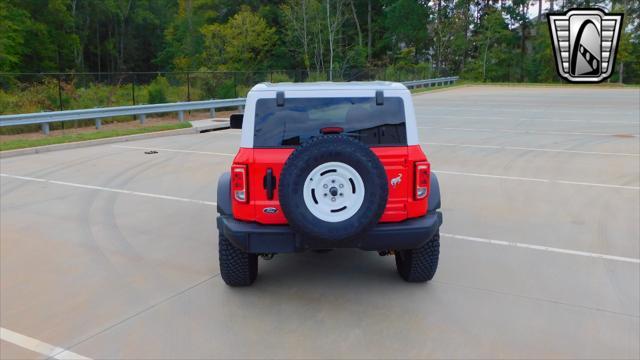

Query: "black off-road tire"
<box><xmin>279</xmin><ymin>135</ymin><xmax>388</xmax><ymax>243</ymax></box>
<box><xmin>395</xmin><ymin>232</ymin><xmax>440</xmax><ymax>282</ymax></box>
<box><xmin>219</xmin><ymin>234</ymin><xmax>258</xmax><ymax>286</ymax></box>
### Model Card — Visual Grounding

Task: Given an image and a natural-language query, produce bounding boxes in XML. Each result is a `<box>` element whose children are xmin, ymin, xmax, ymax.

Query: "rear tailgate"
<box><xmin>372</xmin><ymin>147</ymin><xmax>410</xmax><ymax>222</ymax></box>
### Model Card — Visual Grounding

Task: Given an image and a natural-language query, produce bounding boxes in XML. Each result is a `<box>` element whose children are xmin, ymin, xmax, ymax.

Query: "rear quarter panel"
<box><xmin>232</xmin><ymin>145</ymin><xmax>428</xmax><ymax>224</ymax></box>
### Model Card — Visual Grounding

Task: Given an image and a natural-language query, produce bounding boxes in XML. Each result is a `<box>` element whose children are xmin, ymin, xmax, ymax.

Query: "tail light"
<box><xmin>415</xmin><ymin>161</ymin><xmax>430</xmax><ymax>200</ymax></box>
<box><xmin>232</xmin><ymin>165</ymin><xmax>248</xmax><ymax>202</ymax></box>
<box><xmin>320</xmin><ymin>127</ymin><xmax>344</xmax><ymax>134</ymax></box>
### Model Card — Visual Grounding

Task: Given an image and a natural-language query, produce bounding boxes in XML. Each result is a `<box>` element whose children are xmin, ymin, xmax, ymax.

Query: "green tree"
<box><xmin>504</xmin><ymin>0</ymin><xmax>532</xmax><ymax>81</ymax></box>
<box><xmin>526</xmin><ymin>21</ymin><xmax>558</xmax><ymax>83</ymax></box>
<box><xmin>463</xmin><ymin>7</ymin><xmax>517</xmax><ymax>82</ymax></box>
<box><xmin>611</xmin><ymin>0</ymin><xmax>640</xmax><ymax>83</ymax></box>
<box><xmin>1</xmin><ymin>0</ymin><xmax>639</xmax><ymax>86</ymax></box>
<box><xmin>445</xmin><ymin>0</ymin><xmax>475</xmax><ymax>75</ymax></box>
<box><xmin>0</xmin><ymin>2</ymin><xmax>31</xmax><ymax>72</ymax></box>
<box><xmin>1</xmin><ymin>0</ymin><xmax>79</xmax><ymax>72</ymax></box>
<box><xmin>384</xmin><ymin>0</ymin><xmax>429</xmax><ymax>62</ymax></box>
<box><xmin>157</xmin><ymin>0</ymin><xmax>206</xmax><ymax>71</ymax></box>
<box><xmin>201</xmin><ymin>6</ymin><xmax>276</xmax><ymax>71</ymax></box>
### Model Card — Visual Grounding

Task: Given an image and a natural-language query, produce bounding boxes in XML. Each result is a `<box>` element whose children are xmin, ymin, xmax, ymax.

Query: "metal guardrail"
<box><xmin>402</xmin><ymin>76</ymin><xmax>459</xmax><ymax>89</ymax></box>
<box><xmin>0</xmin><ymin>77</ymin><xmax>458</xmax><ymax>134</ymax></box>
<box><xmin>0</xmin><ymin>98</ymin><xmax>246</xmax><ymax>134</ymax></box>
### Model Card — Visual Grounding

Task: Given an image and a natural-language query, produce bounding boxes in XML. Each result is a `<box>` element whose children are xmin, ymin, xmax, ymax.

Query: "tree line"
<box><xmin>1</xmin><ymin>0</ymin><xmax>639</xmax><ymax>83</ymax></box>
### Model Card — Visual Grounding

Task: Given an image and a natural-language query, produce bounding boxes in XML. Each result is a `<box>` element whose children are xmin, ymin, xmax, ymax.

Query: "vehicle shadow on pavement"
<box><xmin>250</xmin><ymin>249</ymin><xmax>425</xmax><ymax>289</ymax></box>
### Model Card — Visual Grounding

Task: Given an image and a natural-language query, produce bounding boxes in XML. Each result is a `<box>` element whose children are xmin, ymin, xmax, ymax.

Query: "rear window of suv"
<box><xmin>253</xmin><ymin>97</ymin><xmax>406</xmax><ymax>147</ymax></box>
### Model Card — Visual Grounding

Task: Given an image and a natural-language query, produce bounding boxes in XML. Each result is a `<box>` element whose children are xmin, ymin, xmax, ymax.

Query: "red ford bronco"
<box><xmin>216</xmin><ymin>82</ymin><xmax>442</xmax><ymax>286</ymax></box>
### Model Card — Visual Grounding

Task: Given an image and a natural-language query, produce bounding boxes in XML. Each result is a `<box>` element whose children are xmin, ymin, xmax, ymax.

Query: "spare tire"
<box><xmin>279</xmin><ymin>135</ymin><xmax>388</xmax><ymax>243</ymax></box>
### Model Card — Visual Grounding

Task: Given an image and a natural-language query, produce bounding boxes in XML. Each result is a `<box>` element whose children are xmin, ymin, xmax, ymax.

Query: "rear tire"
<box><xmin>219</xmin><ymin>234</ymin><xmax>258</xmax><ymax>286</ymax></box>
<box><xmin>395</xmin><ymin>232</ymin><xmax>440</xmax><ymax>282</ymax></box>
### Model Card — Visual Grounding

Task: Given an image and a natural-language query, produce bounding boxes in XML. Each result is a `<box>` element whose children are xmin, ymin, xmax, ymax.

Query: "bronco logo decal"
<box><xmin>390</xmin><ymin>173</ymin><xmax>402</xmax><ymax>188</ymax></box>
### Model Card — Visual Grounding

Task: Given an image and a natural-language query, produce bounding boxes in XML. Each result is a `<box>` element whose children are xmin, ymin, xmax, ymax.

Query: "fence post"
<box><xmin>187</xmin><ymin>72</ymin><xmax>191</xmax><ymax>102</ymax></box>
<box><xmin>131</xmin><ymin>77</ymin><xmax>136</xmax><ymax>105</ymax></box>
<box><xmin>138</xmin><ymin>114</ymin><xmax>146</xmax><ymax>124</ymax></box>
<box><xmin>233</xmin><ymin>73</ymin><xmax>237</xmax><ymax>98</ymax></box>
<box><xmin>131</xmin><ymin>75</ymin><xmax>136</xmax><ymax>121</ymax></box>
<box><xmin>57</xmin><ymin>75</ymin><xmax>63</xmax><ymax>111</ymax></box>
<box><xmin>178</xmin><ymin>111</ymin><xmax>184</xmax><ymax>122</ymax></box>
<box><xmin>95</xmin><ymin>118</ymin><xmax>101</xmax><ymax>129</ymax></box>
<box><xmin>41</xmin><ymin>122</ymin><xmax>50</xmax><ymax>135</ymax></box>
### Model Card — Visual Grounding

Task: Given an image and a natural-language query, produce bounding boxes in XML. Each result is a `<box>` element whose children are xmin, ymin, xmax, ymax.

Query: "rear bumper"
<box><xmin>216</xmin><ymin>211</ymin><xmax>442</xmax><ymax>253</ymax></box>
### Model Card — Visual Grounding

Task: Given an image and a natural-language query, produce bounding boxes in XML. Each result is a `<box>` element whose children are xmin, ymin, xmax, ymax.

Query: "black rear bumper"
<box><xmin>216</xmin><ymin>211</ymin><xmax>442</xmax><ymax>253</ymax></box>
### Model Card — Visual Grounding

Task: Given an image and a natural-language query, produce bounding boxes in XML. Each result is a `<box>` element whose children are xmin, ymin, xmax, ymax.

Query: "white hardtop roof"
<box><xmin>250</xmin><ymin>81</ymin><xmax>408</xmax><ymax>92</ymax></box>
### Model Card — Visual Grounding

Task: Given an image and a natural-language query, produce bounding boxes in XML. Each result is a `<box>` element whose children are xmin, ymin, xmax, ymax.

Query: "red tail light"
<box><xmin>415</xmin><ymin>161</ymin><xmax>430</xmax><ymax>200</ymax></box>
<box><xmin>232</xmin><ymin>165</ymin><xmax>248</xmax><ymax>202</ymax></box>
<box><xmin>320</xmin><ymin>127</ymin><xmax>344</xmax><ymax>134</ymax></box>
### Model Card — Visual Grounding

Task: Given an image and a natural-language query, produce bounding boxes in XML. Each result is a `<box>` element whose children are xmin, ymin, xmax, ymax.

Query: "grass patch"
<box><xmin>0</xmin><ymin>122</ymin><xmax>191</xmax><ymax>152</ymax></box>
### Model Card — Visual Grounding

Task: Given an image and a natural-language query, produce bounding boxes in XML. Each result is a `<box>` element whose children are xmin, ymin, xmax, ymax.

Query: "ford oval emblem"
<box><xmin>263</xmin><ymin>207</ymin><xmax>278</xmax><ymax>214</ymax></box>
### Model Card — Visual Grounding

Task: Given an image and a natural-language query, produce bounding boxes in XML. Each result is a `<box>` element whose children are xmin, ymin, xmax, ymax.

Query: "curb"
<box><xmin>411</xmin><ymin>84</ymin><xmax>470</xmax><ymax>96</ymax></box>
<box><xmin>0</xmin><ymin>123</ymin><xmax>229</xmax><ymax>159</ymax></box>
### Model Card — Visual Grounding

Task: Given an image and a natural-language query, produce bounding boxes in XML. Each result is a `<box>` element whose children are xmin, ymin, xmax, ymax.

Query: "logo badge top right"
<box><xmin>548</xmin><ymin>8</ymin><xmax>623</xmax><ymax>83</ymax></box>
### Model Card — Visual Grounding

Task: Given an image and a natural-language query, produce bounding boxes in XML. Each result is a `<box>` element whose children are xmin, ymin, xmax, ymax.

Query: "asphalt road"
<box><xmin>1</xmin><ymin>85</ymin><xmax>639</xmax><ymax>359</ymax></box>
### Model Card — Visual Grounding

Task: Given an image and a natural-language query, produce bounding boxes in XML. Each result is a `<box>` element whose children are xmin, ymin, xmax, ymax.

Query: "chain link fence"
<box><xmin>0</xmin><ymin>67</ymin><xmax>444</xmax><ymax>135</ymax></box>
<box><xmin>0</xmin><ymin>67</ymin><xmax>439</xmax><ymax>116</ymax></box>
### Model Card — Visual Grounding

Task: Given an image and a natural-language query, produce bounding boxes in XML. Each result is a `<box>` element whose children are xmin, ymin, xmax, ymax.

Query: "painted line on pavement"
<box><xmin>0</xmin><ymin>174</ymin><xmax>217</xmax><ymax>206</ymax></box>
<box><xmin>418</xmin><ymin>126</ymin><xmax>639</xmax><ymax>137</ymax></box>
<box><xmin>117</xmin><ymin>143</ymin><xmax>639</xmax><ymax>158</ymax></box>
<box><xmin>420</xmin><ymin>113</ymin><xmax>638</xmax><ymax>125</ymax></box>
<box><xmin>435</xmin><ymin>170</ymin><xmax>639</xmax><ymax>190</ymax></box>
<box><xmin>118</xmin><ymin>142</ymin><xmax>639</xmax><ymax>158</ymax></box>
<box><xmin>418</xmin><ymin>105</ymin><xmax>639</xmax><ymax>116</ymax></box>
<box><xmin>441</xmin><ymin>233</ymin><xmax>640</xmax><ymax>264</ymax></box>
<box><xmin>2</xmin><ymin>173</ymin><xmax>636</xmax><ymax>265</ymax></box>
<box><xmin>112</xmin><ymin>145</ymin><xmax>235</xmax><ymax>156</ymax></box>
<box><xmin>422</xmin><ymin>142</ymin><xmax>640</xmax><ymax>157</ymax></box>
<box><xmin>1</xmin><ymin>327</ymin><xmax>91</xmax><ymax>359</ymax></box>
